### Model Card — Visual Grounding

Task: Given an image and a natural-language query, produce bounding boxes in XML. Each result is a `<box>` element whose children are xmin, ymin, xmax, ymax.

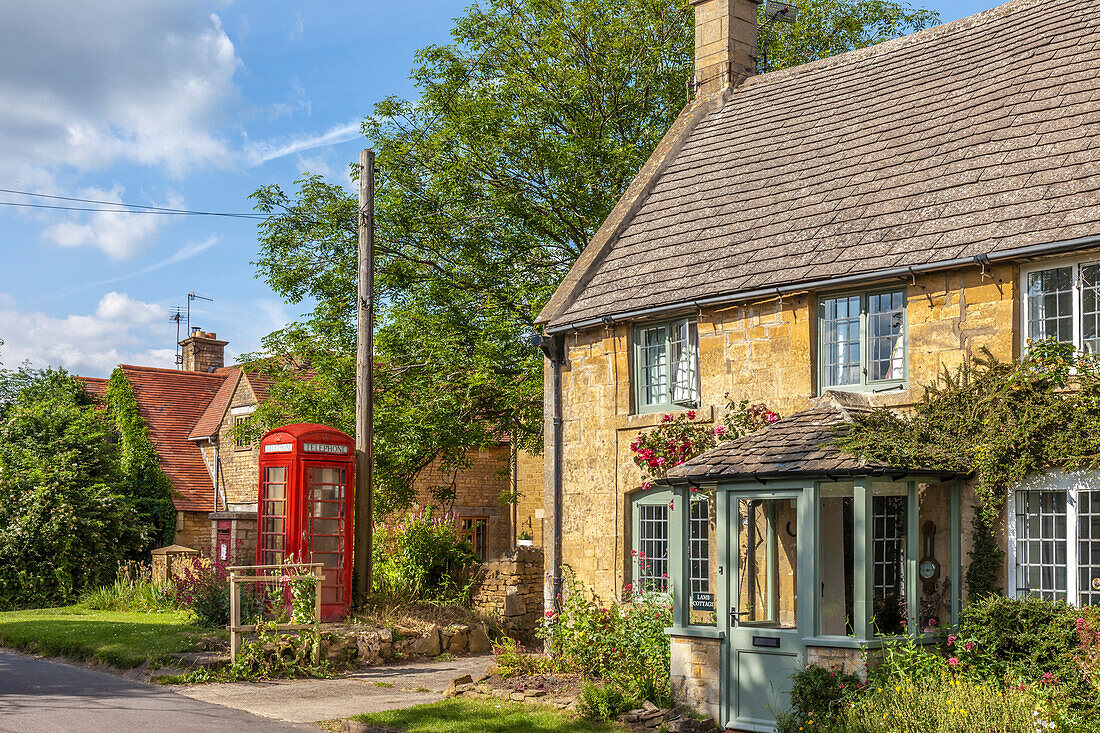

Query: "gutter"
<box><xmin>543</xmin><ymin>235</ymin><xmax>1100</xmax><ymax>335</ymax></box>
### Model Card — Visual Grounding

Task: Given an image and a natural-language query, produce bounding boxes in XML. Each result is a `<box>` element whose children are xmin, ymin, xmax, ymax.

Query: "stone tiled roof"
<box><xmin>663</xmin><ymin>392</ymin><xmax>954</xmax><ymax>483</ymax></box>
<box><xmin>119</xmin><ymin>365</ymin><xmax>230</xmax><ymax>512</ymax></box>
<box><xmin>542</xmin><ymin>0</ymin><xmax>1100</xmax><ymax>328</ymax></box>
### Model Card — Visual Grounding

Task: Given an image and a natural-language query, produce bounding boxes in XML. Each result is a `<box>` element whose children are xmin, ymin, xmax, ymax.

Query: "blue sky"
<box><xmin>0</xmin><ymin>1</ymin><xmax>996</xmax><ymax>377</ymax></box>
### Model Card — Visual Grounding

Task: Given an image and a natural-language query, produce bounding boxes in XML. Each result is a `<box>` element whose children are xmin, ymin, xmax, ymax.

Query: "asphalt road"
<box><xmin>0</xmin><ymin>650</ymin><xmax>313</xmax><ymax>732</ymax></box>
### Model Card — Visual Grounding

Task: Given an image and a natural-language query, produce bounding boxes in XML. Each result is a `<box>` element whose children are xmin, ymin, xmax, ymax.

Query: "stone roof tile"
<box><xmin>543</xmin><ymin>0</ymin><xmax>1100</xmax><ymax>328</ymax></box>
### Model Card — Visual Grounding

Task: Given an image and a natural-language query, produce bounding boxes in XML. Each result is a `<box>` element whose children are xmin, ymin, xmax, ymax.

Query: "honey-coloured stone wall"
<box><xmin>670</xmin><ymin>635</ymin><xmax>722</xmax><ymax>722</ymax></box>
<box><xmin>174</xmin><ymin>510</ymin><xmax>212</xmax><ymax>553</ymax></box>
<box><xmin>471</xmin><ymin>546</ymin><xmax>545</xmax><ymax>641</ymax></box>
<box><xmin>546</xmin><ymin>263</ymin><xmax>1019</xmax><ymax>604</ymax></box>
<box><xmin>217</xmin><ymin>376</ymin><xmax>261</xmax><ymax>507</ymax></box>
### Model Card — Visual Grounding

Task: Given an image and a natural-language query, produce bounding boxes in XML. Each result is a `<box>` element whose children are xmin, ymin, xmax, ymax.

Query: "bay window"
<box><xmin>1023</xmin><ymin>259</ymin><xmax>1100</xmax><ymax>354</ymax></box>
<box><xmin>818</xmin><ymin>289</ymin><xmax>907</xmax><ymax>392</ymax></box>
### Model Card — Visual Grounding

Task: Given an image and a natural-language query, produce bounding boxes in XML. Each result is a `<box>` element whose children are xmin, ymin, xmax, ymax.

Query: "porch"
<box><xmin>657</xmin><ymin>392</ymin><xmax>964</xmax><ymax>731</ymax></box>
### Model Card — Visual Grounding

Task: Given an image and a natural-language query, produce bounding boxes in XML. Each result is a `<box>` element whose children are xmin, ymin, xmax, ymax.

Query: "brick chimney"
<box><xmin>689</xmin><ymin>0</ymin><xmax>760</xmax><ymax>96</ymax></box>
<box><xmin>179</xmin><ymin>330</ymin><xmax>228</xmax><ymax>373</ymax></box>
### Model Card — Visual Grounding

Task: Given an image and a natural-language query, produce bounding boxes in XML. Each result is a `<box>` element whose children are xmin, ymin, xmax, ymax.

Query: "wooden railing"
<box><xmin>227</xmin><ymin>563</ymin><xmax>325</xmax><ymax>659</ymax></box>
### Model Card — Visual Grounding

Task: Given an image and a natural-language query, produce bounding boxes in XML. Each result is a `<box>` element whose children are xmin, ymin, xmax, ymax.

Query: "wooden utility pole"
<box><xmin>353</xmin><ymin>149</ymin><xmax>375</xmax><ymax>605</ymax></box>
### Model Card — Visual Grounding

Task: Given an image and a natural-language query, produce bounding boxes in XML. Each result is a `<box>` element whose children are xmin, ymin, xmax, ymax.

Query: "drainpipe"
<box><xmin>533</xmin><ymin>332</ymin><xmax>565</xmax><ymax>611</ymax></box>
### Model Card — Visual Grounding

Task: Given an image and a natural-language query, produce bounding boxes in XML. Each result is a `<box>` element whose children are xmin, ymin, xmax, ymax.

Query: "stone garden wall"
<box><xmin>471</xmin><ymin>546</ymin><xmax>545</xmax><ymax>641</ymax></box>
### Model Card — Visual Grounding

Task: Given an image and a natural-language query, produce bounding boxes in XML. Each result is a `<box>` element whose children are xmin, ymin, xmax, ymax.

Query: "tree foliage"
<box><xmin>105</xmin><ymin>369</ymin><xmax>178</xmax><ymax>548</ymax></box>
<box><xmin>248</xmin><ymin>0</ymin><xmax>940</xmax><ymax>514</ymax></box>
<box><xmin>0</xmin><ymin>368</ymin><xmax>146</xmax><ymax>610</ymax></box>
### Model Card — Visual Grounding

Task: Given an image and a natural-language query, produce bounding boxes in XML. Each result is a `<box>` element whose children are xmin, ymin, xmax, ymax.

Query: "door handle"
<box><xmin>729</xmin><ymin>608</ymin><xmax>743</xmax><ymax>624</ymax></box>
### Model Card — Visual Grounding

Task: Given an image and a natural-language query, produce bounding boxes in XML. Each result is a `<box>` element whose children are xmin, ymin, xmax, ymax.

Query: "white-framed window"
<box><xmin>1021</xmin><ymin>257</ymin><xmax>1100</xmax><ymax>354</ymax></box>
<box><xmin>817</xmin><ymin>288</ymin><xmax>907</xmax><ymax>392</ymax></box>
<box><xmin>632</xmin><ymin>319</ymin><xmax>699</xmax><ymax>413</ymax></box>
<box><xmin>1009</xmin><ymin>471</ymin><xmax>1100</xmax><ymax>606</ymax></box>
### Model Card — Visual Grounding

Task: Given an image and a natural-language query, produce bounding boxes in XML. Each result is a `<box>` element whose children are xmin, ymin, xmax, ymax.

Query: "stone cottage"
<box><xmin>534</xmin><ymin>0</ymin><xmax>1100</xmax><ymax>728</ymax></box>
<box><xmin>82</xmin><ymin>330</ymin><xmax>544</xmax><ymax>562</ymax></box>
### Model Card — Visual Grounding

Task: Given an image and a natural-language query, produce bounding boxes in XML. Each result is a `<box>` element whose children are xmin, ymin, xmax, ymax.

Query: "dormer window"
<box><xmin>632</xmin><ymin>319</ymin><xmax>699</xmax><ymax>413</ymax></box>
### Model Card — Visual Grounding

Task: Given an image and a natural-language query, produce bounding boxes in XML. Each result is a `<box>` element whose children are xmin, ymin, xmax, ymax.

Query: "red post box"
<box><xmin>257</xmin><ymin>423</ymin><xmax>354</xmax><ymax>621</ymax></box>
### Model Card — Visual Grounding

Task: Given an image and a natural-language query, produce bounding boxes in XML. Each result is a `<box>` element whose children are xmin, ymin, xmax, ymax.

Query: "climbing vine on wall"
<box><xmin>835</xmin><ymin>340</ymin><xmax>1100</xmax><ymax>597</ymax></box>
<box><xmin>105</xmin><ymin>369</ymin><xmax>177</xmax><ymax>549</ymax></box>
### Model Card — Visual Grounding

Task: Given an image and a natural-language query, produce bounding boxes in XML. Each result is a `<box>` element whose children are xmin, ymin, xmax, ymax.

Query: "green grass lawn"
<box><xmin>351</xmin><ymin>698</ymin><xmax>625</xmax><ymax>733</ymax></box>
<box><xmin>0</xmin><ymin>606</ymin><xmax>222</xmax><ymax>668</ymax></box>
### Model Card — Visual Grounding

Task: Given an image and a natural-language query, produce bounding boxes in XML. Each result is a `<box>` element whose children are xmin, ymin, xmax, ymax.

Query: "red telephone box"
<box><xmin>257</xmin><ymin>423</ymin><xmax>354</xmax><ymax>621</ymax></box>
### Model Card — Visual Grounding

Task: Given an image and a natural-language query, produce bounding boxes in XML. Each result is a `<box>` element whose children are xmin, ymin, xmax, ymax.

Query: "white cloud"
<box><xmin>95</xmin><ymin>292</ymin><xmax>167</xmax><ymax>324</ymax></box>
<box><xmin>0</xmin><ymin>292</ymin><xmax>176</xmax><ymax>376</ymax></box>
<box><xmin>0</xmin><ymin>3</ymin><xmax>241</xmax><ymax>179</ymax></box>
<box><xmin>41</xmin><ymin>186</ymin><xmax>185</xmax><ymax>259</ymax></box>
<box><xmin>244</xmin><ymin>120</ymin><xmax>360</xmax><ymax>166</ymax></box>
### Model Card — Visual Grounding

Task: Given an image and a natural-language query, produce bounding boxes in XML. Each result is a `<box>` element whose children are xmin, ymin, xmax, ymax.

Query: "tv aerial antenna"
<box><xmin>759</xmin><ymin>1</ymin><xmax>798</xmax><ymax>73</ymax></box>
<box><xmin>168</xmin><ymin>307</ymin><xmax>185</xmax><ymax>368</ymax></box>
<box><xmin>187</xmin><ymin>291</ymin><xmax>214</xmax><ymax>335</ymax></box>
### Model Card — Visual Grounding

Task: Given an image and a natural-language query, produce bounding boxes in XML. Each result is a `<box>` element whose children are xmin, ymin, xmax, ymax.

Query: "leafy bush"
<box><xmin>493</xmin><ymin>636</ymin><xmax>549</xmax><ymax>678</ymax></box>
<box><xmin>0</xmin><ymin>368</ymin><xmax>148</xmax><ymax>610</ymax></box>
<box><xmin>788</xmin><ymin>664</ymin><xmax>864</xmax><ymax>725</ymax></box>
<box><xmin>541</xmin><ymin>567</ymin><xmax>672</xmax><ymax>706</ymax></box>
<box><xmin>576</xmin><ymin>681</ymin><xmax>637</xmax><ymax>721</ymax></box>
<box><xmin>80</xmin><ymin>564</ymin><xmax>178</xmax><ymax>613</ymax></box>
<box><xmin>373</xmin><ymin>509</ymin><xmax>480</xmax><ymax>605</ymax></box>
<box><xmin>162</xmin><ymin>621</ymin><xmax>334</xmax><ymax>683</ymax></box>
<box><xmin>955</xmin><ymin>595</ymin><xmax>1096</xmax><ymax>714</ymax></box>
<box><xmin>630</xmin><ymin>397</ymin><xmax>780</xmax><ymax>489</ymax></box>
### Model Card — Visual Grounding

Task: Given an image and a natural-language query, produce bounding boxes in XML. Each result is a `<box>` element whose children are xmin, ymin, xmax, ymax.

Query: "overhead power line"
<box><xmin>0</xmin><ymin>187</ymin><xmax>270</xmax><ymax>220</ymax></box>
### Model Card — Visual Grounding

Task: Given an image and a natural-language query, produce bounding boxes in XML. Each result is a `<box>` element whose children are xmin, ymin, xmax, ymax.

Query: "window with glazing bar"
<box><xmin>689</xmin><ymin>496</ymin><xmax>710</xmax><ymax>597</ymax></box>
<box><xmin>633</xmin><ymin>319</ymin><xmax>698</xmax><ymax>413</ymax></box>
<box><xmin>631</xmin><ymin>499</ymin><xmax>669</xmax><ymax>593</ymax></box>
<box><xmin>818</xmin><ymin>289</ymin><xmax>906</xmax><ymax>391</ymax></box>
<box><xmin>1012</xmin><ymin>472</ymin><xmax>1100</xmax><ymax>607</ymax></box>
<box><xmin>1023</xmin><ymin>260</ymin><xmax>1100</xmax><ymax>354</ymax></box>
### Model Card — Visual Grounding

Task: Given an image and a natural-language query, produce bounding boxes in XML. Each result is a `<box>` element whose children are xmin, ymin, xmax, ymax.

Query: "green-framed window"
<box><xmin>817</xmin><ymin>288</ymin><xmax>907</xmax><ymax>392</ymax></box>
<box><xmin>631</xmin><ymin>492</ymin><xmax>671</xmax><ymax>593</ymax></box>
<box><xmin>632</xmin><ymin>319</ymin><xmax>699</xmax><ymax>413</ymax></box>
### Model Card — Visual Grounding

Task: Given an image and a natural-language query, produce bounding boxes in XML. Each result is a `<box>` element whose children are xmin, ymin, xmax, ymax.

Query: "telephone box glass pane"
<box><xmin>260</xmin><ymin>466</ymin><xmax>287</xmax><ymax>565</ymax></box>
<box><xmin>308</xmin><ymin>466</ymin><xmax>346</xmax><ymax>604</ymax></box>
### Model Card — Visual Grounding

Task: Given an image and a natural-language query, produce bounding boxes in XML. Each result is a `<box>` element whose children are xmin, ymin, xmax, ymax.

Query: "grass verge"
<box><xmin>351</xmin><ymin>697</ymin><xmax>625</xmax><ymax>732</ymax></box>
<box><xmin>0</xmin><ymin>605</ymin><xmax>221</xmax><ymax>668</ymax></box>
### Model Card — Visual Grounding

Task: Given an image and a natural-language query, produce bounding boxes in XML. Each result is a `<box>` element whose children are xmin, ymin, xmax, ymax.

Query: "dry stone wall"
<box><xmin>471</xmin><ymin>546</ymin><xmax>545</xmax><ymax>641</ymax></box>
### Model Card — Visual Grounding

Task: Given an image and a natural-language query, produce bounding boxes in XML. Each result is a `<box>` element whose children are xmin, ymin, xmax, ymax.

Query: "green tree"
<box><xmin>248</xmin><ymin>0</ymin><xmax>939</xmax><ymax>514</ymax></box>
<box><xmin>0</xmin><ymin>368</ymin><xmax>146</xmax><ymax>609</ymax></box>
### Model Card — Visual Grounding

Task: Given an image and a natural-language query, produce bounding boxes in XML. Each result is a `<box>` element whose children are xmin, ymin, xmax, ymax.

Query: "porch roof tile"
<box><xmin>663</xmin><ymin>392</ymin><xmax>954</xmax><ymax>483</ymax></box>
